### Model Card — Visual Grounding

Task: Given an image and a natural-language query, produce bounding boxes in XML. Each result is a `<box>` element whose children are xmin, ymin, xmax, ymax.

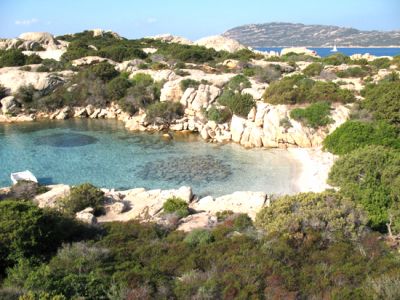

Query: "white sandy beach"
<box><xmin>288</xmin><ymin>147</ymin><xmax>337</xmax><ymax>193</ymax></box>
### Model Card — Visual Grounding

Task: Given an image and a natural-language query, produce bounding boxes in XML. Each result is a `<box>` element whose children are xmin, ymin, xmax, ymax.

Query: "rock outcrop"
<box><xmin>76</xmin><ymin>207</ymin><xmax>97</xmax><ymax>225</ymax></box>
<box><xmin>195</xmin><ymin>35</ymin><xmax>246</xmax><ymax>53</ymax></box>
<box><xmin>191</xmin><ymin>191</ymin><xmax>268</xmax><ymax>220</ymax></box>
<box><xmin>150</xmin><ymin>34</ymin><xmax>193</xmax><ymax>45</ymax></box>
<box><xmin>0</xmin><ymin>67</ymin><xmax>65</xmax><ymax>93</ymax></box>
<box><xmin>0</xmin><ymin>96</ymin><xmax>19</xmax><ymax>114</ymax></box>
<box><xmin>34</xmin><ymin>184</ymin><xmax>70</xmax><ymax>208</ymax></box>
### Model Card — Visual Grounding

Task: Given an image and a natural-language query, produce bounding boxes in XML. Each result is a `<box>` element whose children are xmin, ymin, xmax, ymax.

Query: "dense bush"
<box><xmin>180</xmin><ymin>78</ymin><xmax>200</xmax><ymax>91</ymax></box>
<box><xmin>336</xmin><ymin>66</ymin><xmax>368</xmax><ymax>78</ymax></box>
<box><xmin>254</xmin><ymin>64</ymin><xmax>282</xmax><ymax>83</ymax></box>
<box><xmin>322</xmin><ymin>53</ymin><xmax>350</xmax><ymax>65</ymax></box>
<box><xmin>264</xmin><ymin>74</ymin><xmax>355</xmax><ymax>104</ymax></box>
<box><xmin>145</xmin><ymin>101</ymin><xmax>184</xmax><ymax>124</ymax></box>
<box><xmin>206</xmin><ymin>105</ymin><xmax>232</xmax><ymax>123</ymax></box>
<box><xmin>0</xmin><ymin>49</ymin><xmax>26</xmax><ymax>67</ymax></box>
<box><xmin>184</xmin><ymin>229</ymin><xmax>214</xmax><ymax>247</ymax></box>
<box><xmin>106</xmin><ymin>76</ymin><xmax>132</xmax><ymax>100</ymax></box>
<box><xmin>0</xmin><ymin>200</ymin><xmax>90</xmax><ymax>274</ymax></box>
<box><xmin>119</xmin><ymin>73</ymin><xmax>162</xmax><ymax>114</ymax></box>
<box><xmin>9</xmin><ymin>180</ymin><xmax>48</xmax><ymax>200</ymax></box>
<box><xmin>162</xmin><ymin>197</ymin><xmax>190</xmax><ymax>218</ymax></box>
<box><xmin>256</xmin><ymin>191</ymin><xmax>367</xmax><ymax>241</ymax></box>
<box><xmin>15</xmin><ymin>84</ymin><xmax>40</xmax><ymax>104</ymax></box>
<box><xmin>87</xmin><ymin>62</ymin><xmax>119</xmax><ymax>81</ymax></box>
<box><xmin>370</xmin><ymin>57</ymin><xmax>391</xmax><ymax>69</ymax></box>
<box><xmin>226</xmin><ymin>74</ymin><xmax>251</xmax><ymax>92</ymax></box>
<box><xmin>24</xmin><ymin>54</ymin><xmax>42</xmax><ymax>65</ymax></box>
<box><xmin>290</xmin><ymin>101</ymin><xmax>333</xmax><ymax>128</ymax></box>
<box><xmin>362</xmin><ymin>80</ymin><xmax>400</xmax><ymax>124</ymax></box>
<box><xmin>323</xmin><ymin>120</ymin><xmax>400</xmax><ymax>154</ymax></box>
<box><xmin>302</xmin><ymin>62</ymin><xmax>323</xmax><ymax>76</ymax></box>
<box><xmin>328</xmin><ymin>145</ymin><xmax>400</xmax><ymax>230</ymax></box>
<box><xmin>60</xmin><ymin>183</ymin><xmax>104</xmax><ymax>216</ymax></box>
<box><xmin>218</xmin><ymin>89</ymin><xmax>255</xmax><ymax>118</ymax></box>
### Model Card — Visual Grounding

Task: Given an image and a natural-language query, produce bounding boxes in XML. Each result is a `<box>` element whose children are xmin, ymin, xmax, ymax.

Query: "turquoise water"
<box><xmin>256</xmin><ymin>47</ymin><xmax>400</xmax><ymax>57</ymax></box>
<box><xmin>0</xmin><ymin>119</ymin><xmax>298</xmax><ymax>197</ymax></box>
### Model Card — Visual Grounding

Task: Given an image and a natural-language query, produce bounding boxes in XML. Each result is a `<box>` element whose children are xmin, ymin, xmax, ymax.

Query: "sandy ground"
<box><xmin>288</xmin><ymin>147</ymin><xmax>337</xmax><ymax>193</ymax></box>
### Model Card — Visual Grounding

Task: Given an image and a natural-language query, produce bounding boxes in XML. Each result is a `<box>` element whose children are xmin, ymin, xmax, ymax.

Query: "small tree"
<box><xmin>60</xmin><ymin>183</ymin><xmax>104</xmax><ymax>216</ymax></box>
<box><xmin>163</xmin><ymin>197</ymin><xmax>189</xmax><ymax>218</ymax></box>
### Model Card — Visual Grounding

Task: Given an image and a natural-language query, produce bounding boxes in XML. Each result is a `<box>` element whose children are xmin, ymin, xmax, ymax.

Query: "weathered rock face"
<box><xmin>0</xmin><ymin>67</ymin><xmax>64</xmax><ymax>93</ymax></box>
<box><xmin>72</xmin><ymin>56</ymin><xmax>115</xmax><ymax>67</ymax></box>
<box><xmin>280</xmin><ymin>47</ymin><xmax>318</xmax><ymax>56</ymax></box>
<box><xmin>116</xmin><ymin>59</ymin><xmax>145</xmax><ymax>73</ymax></box>
<box><xmin>1</xmin><ymin>96</ymin><xmax>19</xmax><ymax>114</ymax></box>
<box><xmin>160</xmin><ymin>79</ymin><xmax>184</xmax><ymax>102</ymax></box>
<box><xmin>150</xmin><ymin>34</ymin><xmax>193</xmax><ymax>45</ymax></box>
<box><xmin>191</xmin><ymin>191</ymin><xmax>268</xmax><ymax>220</ymax></box>
<box><xmin>90</xmin><ymin>29</ymin><xmax>122</xmax><ymax>40</ymax></box>
<box><xmin>186</xmin><ymin>84</ymin><xmax>221</xmax><ymax>111</ymax></box>
<box><xmin>34</xmin><ymin>184</ymin><xmax>70</xmax><ymax>208</ymax></box>
<box><xmin>76</xmin><ymin>207</ymin><xmax>97</xmax><ymax>225</ymax></box>
<box><xmin>177</xmin><ymin>212</ymin><xmax>218</xmax><ymax>232</ymax></box>
<box><xmin>98</xmin><ymin>186</ymin><xmax>193</xmax><ymax>222</ymax></box>
<box><xmin>195</xmin><ymin>35</ymin><xmax>246</xmax><ymax>53</ymax></box>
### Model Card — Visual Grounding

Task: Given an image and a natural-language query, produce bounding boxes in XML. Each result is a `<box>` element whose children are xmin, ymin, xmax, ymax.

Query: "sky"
<box><xmin>0</xmin><ymin>0</ymin><xmax>399</xmax><ymax>39</ymax></box>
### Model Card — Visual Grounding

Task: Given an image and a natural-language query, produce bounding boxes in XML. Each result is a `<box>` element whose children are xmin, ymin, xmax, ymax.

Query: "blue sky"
<box><xmin>1</xmin><ymin>0</ymin><xmax>399</xmax><ymax>39</ymax></box>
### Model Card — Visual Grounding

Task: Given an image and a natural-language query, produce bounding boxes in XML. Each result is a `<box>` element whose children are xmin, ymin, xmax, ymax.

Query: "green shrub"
<box><xmin>218</xmin><ymin>90</ymin><xmax>255</xmax><ymax>118</ymax></box>
<box><xmin>25</xmin><ymin>54</ymin><xmax>42</xmax><ymax>65</ymax></box>
<box><xmin>106</xmin><ymin>76</ymin><xmax>131</xmax><ymax>100</ymax></box>
<box><xmin>290</xmin><ymin>101</ymin><xmax>333</xmax><ymax>128</ymax></box>
<box><xmin>302</xmin><ymin>62</ymin><xmax>323</xmax><ymax>76</ymax></box>
<box><xmin>98</xmin><ymin>45</ymin><xmax>147</xmax><ymax>62</ymax></box>
<box><xmin>0</xmin><ymin>201</ymin><xmax>90</xmax><ymax>273</ymax></box>
<box><xmin>370</xmin><ymin>58</ymin><xmax>391</xmax><ymax>69</ymax></box>
<box><xmin>279</xmin><ymin>117</ymin><xmax>292</xmax><ymax>129</ymax></box>
<box><xmin>362</xmin><ymin>81</ymin><xmax>400</xmax><ymax>124</ymax></box>
<box><xmin>0</xmin><ymin>49</ymin><xmax>26</xmax><ymax>67</ymax></box>
<box><xmin>206</xmin><ymin>105</ymin><xmax>232</xmax><ymax>123</ymax></box>
<box><xmin>145</xmin><ymin>101</ymin><xmax>184</xmax><ymax>124</ymax></box>
<box><xmin>282</xmin><ymin>76</ymin><xmax>354</xmax><ymax>105</ymax></box>
<box><xmin>88</xmin><ymin>62</ymin><xmax>119</xmax><ymax>81</ymax></box>
<box><xmin>216</xmin><ymin>210</ymin><xmax>234</xmax><ymax>222</ymax></box>
<box><xmin>36</xmin><ymin>65</ymin><xmax>50</xmax><ymax>72</ymax></box>
<box><xmin>323</xmin><ymin>120</ymin><xmax>400</xmax><ymax>155</ymax></box>
<box><xmin>255</xmin><ymin>191</ymin><xmax>367</xmax><ymax>241</ymax></box>
<box><xmin>184</xmin><ymin>229</ymin><xmax>214</xmax><ymax>247</ymax></box>
<box><xmin>180</xmin><ymin>78</ymin><xmax>200</xmax><ymax>91</ymax></box>
<box><xmin>328</xmin><ymin>145</ymin><xmax>400</xmax><ymax>231</ymax></box>
<box><xmin>15</xmin><ymin>84</ymin><xmax>40</xmax><ymax>104</ymax></box>
<box><xmin>232</xmin><ymin>214</ymin><xmax>253</xmax><ymax>231</ymax></box>
<box><xmin>227</xmin><ymin>74</ymin><xmax>251</xmax><ymax>92</ymax></box>
<box><xmin>336</xmin><ymin>66</ymin><xmax>368</xmax><ymax>78</ymax></box>
<box><xmin>60</xmin><ymin>183</ymin><xmax>104</xmax><ymax>216</ymax></box>
<box><xmin>163</xmin><ymin>197</ymin><xmax>189</xmax><ymax>218</ymax></box>
<box><xmin>322</xmin><ymin>53</ymin><xmax>350</xmax><ymax>65</ymax></box>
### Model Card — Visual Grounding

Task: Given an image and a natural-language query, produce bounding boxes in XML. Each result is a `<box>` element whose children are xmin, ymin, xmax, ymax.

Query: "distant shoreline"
<box><xmin>254</xmin><ymin>46</ymin><xmax>400</xmax><ymax>48</ymax></box>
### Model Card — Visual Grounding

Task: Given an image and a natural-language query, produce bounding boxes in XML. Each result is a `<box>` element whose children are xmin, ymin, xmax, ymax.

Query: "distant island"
<box><xmin>223</xmin><ymin>22</ymin><xmax>400</xmax><ymax>47</ymax></box>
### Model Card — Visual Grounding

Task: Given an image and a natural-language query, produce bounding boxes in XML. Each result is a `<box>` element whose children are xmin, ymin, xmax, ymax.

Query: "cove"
<box><xmin>0</xmin><ymin>119</ymin><xmax>299</xmax><ymax>197</ymax></box>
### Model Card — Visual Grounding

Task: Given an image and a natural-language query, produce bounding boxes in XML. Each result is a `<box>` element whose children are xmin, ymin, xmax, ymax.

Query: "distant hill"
<box><xmin>223</xmin><ymin>22</ymin><xmax>400</xmax><ymax>47</ymax></box>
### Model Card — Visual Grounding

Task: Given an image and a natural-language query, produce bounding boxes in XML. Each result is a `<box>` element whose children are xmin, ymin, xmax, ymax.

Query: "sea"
<box><xmin>256</xmin><ymin>47</ymin><xmax>400</xmax><ymax>57</ymax></box>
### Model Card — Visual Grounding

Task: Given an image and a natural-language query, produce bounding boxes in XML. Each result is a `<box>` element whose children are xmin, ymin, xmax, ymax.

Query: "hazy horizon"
<box><xmin>0</xmin><ymin>0</ymin><xmax>399</xmax><ymax>39</ymax></box>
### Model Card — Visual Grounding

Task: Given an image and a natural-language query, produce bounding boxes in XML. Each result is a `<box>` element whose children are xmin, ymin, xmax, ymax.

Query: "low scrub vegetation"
<box><xmin>218</xmin><ymin>89</ymin><xmax>255</xmax><ymax>118</ymax></box>
<box><xmin>290</xmin><ymin>101</ymin><xmax>333</xmax><ymax>128</ymax></box>
<box><xmin>263</xmin><ymin>74</ymin><xmax>355</xmax><ymax>104</ymax></box>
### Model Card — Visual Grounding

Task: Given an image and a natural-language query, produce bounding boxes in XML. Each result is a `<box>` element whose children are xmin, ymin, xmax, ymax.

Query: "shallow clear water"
<box><xmin>0</xmin><ymin>119</ymin><xmax>299</xmax><ymax>197</ymax></box>
<box><xmin>256</xmin><ymin>47</ymin><xmax>400</xmax><ymax>57</ymax></box>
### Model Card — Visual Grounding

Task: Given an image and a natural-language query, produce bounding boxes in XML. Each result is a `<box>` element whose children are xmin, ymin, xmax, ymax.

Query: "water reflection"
<box><xmin>35</xmin><ymin>133</ymin><xmax>98</xmax><ymax>147</ymax></box>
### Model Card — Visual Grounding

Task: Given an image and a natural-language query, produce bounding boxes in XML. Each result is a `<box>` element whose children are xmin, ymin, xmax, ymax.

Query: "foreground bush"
<box><xmin>60</xmin><ymin>183</ymin><xmax>104</xmax><ymax>216</ymax></box>
<box><xmin>206</xmin><ymin>105</ymin><xmax>232</xmax><ymax>123</ymax></box>
<box><xmin>145</xmin><ymin>101</ymin><xmax>184</xmax><ymax>124</ymax></box>
<box><xmin>226</xmin><ymin>74</ymin><xmax>251</xmax><ymax>92</ymax></box>
<box><xmin>163</xmin><ymin>197</ymin><xmax>189</xmax><ymax>218</ymax></box>
<box><xmin>263</xmin><ymin>75</ymin><xmax>355</xmax><ymax>104</ymax></box>
<box><xmin>323</xmin><ymin>120</ymin><xmax>400</xmax><ymax>155</ymax></box>
<box><xmin>302</xmin><ymin>62</ymin><xmax>323</xmax><ymax>76</ymax></box>
<box><xmin>328</xmin><ymin>145</ymin><xmax>400</xmax><ymax>230</ymax></box>
<box><xmin>0</xmin><ymin>201</ymin><xmax>91</xmax><ymax>274</ymax></box>
<box><xmin>0</xmin><ymin>49</ymin><xmax>26</xmax><ymax>67</ymax></box>
<box><xmin>218</xmin><ymin>90</ymin><xmax>255</xmax><ymax>118</ymax></box>
<box><xmin>290</xmin><ymin>101</ymin><xmax>332</xmax><ymax>128</ymax></box>
<box><xmin>362</xmin><ymin>80</ymin><xmax>400</xmax><ymax>124</ymax></box>
<box><xmin>256</xmin><ymin>191</ymin><xmax>367</xmax><ymax>241</ymax></box>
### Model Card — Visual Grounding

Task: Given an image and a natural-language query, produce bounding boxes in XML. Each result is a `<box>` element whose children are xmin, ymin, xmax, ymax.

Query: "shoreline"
<box><xmin>0</xmin><ymin>117</ymin><xmax>335</xmax><ymax>196</ymax></box>
<box><xmin>288</xmin><ymin>147</ymin><xmax>335</xmax><ymax>193</ymax></box>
